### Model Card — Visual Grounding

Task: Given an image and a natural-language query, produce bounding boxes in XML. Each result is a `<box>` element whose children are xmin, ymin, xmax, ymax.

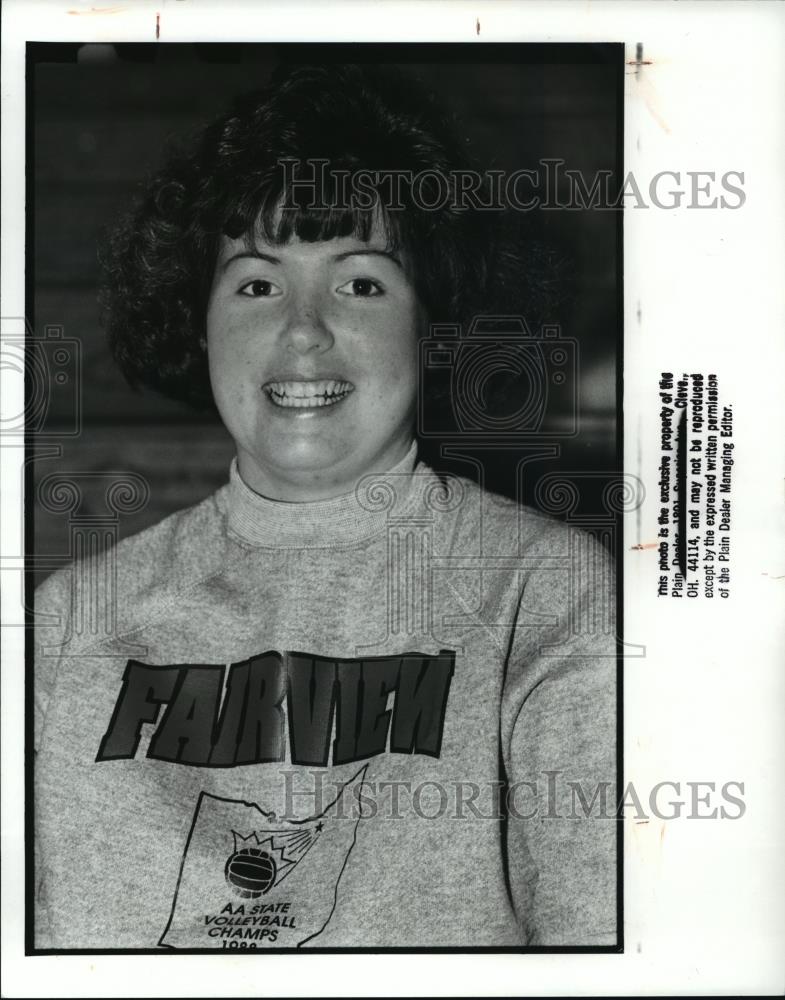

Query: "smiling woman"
<box><xmin>100</xmin><ymin>64</ymin><xmax>501</xmax><ymax>412</ymax></box>
<box><xmin>207</xmin><ymin>222</ymin><xmax>423</xmax><ymax>500</ymax></box>
<box><xmin>33</xmin><ymin>56</ymin><xmax>620</xmax><ymax>952</ymax></box>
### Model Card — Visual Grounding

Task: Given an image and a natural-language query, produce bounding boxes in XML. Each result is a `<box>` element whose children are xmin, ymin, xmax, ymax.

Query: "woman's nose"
<box><xmin>281</xmin><ymin>291</ymin><xmax>334</xmax><ymax>355</ymax></box>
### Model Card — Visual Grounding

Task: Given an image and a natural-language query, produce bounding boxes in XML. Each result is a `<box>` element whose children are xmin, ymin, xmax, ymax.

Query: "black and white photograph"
<box><xmin>2</xmin><ymin>1</ymin><xmax>784</xmax><ymax>997</ymax></box>
<box><xmin>29</xmin><ymin>41</ymin><xmax>622</xmax><ymax>952</ymax></box>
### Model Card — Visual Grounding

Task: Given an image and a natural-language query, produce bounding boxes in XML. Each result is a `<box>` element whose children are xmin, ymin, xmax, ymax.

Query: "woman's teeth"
<box><xmin>264</xmin><ymin>379</ymin><xmax>354</xmax><ymax>408</ymax></box>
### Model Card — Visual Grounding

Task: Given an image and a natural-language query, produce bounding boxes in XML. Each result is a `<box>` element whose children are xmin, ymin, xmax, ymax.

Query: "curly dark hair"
<box><xmin>100</xmin><ymin>62</ymin><xmax>564</xmax><ymax>412</ymax></box>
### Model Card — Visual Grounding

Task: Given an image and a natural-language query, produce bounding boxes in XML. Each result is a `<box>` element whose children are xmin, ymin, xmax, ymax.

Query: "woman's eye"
<box><xmin>238</xmin><ymin>279</ymin><xmax>280</xmax><ymax>297</ymax></box>
<box><xmin>336</xmin><ymin>278</ymin><xmax>384</xmax><ymax>297</ymax></box>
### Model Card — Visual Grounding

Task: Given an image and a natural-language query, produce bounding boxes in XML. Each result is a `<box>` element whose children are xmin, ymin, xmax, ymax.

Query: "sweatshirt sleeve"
<box><xmin>500</xmin><ymin>525</ymin><xmax>618</xmax><ymax>946</ymax></box>
<box><xmin>33</xmin><ymin>567</ymin><xmax>73</xmax><ymax>948</ymax></box>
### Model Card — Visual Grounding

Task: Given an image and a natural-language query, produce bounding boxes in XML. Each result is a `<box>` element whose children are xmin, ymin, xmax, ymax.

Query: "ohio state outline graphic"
<box><xmin>159</xmin><ymin>765</ymin><xmax>367</xmax><ymax>948</ymax></box>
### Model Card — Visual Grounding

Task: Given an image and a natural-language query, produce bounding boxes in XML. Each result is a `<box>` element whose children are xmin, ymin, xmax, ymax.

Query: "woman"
<box><xmin>34</xmin><ymin>62</ymin><xmax>617</xmax><ymax>949</ymax></box>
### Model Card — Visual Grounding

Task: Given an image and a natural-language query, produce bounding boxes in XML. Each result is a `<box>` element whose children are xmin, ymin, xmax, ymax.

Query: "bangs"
<box><xmin>194</xmin><ymin>63</ymin><xmax>496</xmax><ymax>324</ymax></box>
<box><xmin>221</xmin><ymin>167</ymin><xmax>411</xmax><ymax>259</ymax></box>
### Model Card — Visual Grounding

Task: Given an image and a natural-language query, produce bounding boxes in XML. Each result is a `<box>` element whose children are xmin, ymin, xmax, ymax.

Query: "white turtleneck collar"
<box><xmin>224</xmin><ymin>440</ymin><xmax>430</xmax><ymax>548</ymax></box>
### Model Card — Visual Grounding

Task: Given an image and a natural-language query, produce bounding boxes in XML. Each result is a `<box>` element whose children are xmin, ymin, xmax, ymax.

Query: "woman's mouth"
<box><xmin>262</xmin><ymin>378</ymin><xmax>355</xmax><ymax>409</ymax></box>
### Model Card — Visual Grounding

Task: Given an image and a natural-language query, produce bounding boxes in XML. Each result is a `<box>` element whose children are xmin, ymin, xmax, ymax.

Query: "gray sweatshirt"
<box><xmin>34</xmin><ymin>445</ymin><xmax>618</xmax><ymax>949</ymax></box>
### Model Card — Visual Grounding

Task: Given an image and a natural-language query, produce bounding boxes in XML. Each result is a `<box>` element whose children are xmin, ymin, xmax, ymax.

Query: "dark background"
<box><xmin>30</xmin><ymin>42</ymin><xmax>622</xmax><ymax>586</ymax></box>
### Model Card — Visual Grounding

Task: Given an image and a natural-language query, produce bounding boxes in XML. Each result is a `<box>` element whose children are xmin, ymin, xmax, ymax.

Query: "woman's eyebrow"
<box><xmin>333</xmin><ymin>249</ymin><xmax>404</xmax><ymax>269</ymax></box>
<box><xmin>221</xmin><ymin>250</ymin><xmax>281</xmax><ymax>272</ymax></box>
<box><xmin>219</xmin><ymin>247</ymin><xmax>404</xmax><ymax>272</ymax></box>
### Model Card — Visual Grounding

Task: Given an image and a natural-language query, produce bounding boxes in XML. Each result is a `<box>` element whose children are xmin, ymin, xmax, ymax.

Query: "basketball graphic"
<box><xmin>224</xmin><ymin>847</ymin><xmax>277</xmax><ymax>898</ymax></box>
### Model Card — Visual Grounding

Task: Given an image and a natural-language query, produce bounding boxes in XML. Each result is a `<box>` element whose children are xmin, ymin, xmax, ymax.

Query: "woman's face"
<box><xmin>206</xmin><ymin>218</ymin><xmax>424</xmax><ymax>501</ymax></box>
